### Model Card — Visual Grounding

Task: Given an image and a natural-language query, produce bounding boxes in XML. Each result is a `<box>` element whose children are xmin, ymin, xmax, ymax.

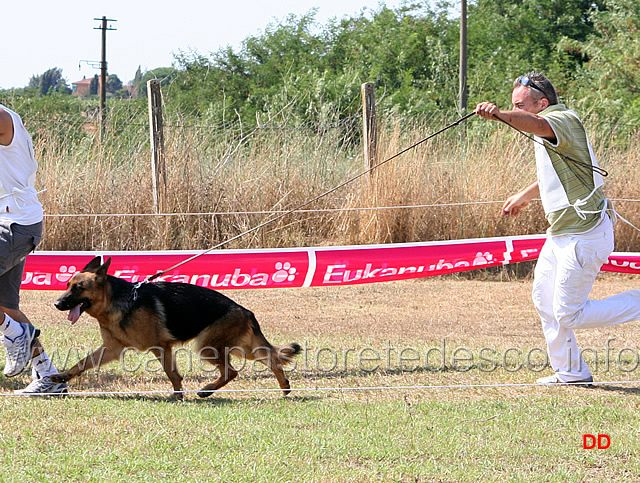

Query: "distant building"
<box><xmin>71</xmin><ymin>78</ymin><xmax>92</xmax><ymax>97</ymax></box>
<box><xmin>72</xmin><ymin>77</ymin><xmax>100</xmax><ymax>98</ymax></box>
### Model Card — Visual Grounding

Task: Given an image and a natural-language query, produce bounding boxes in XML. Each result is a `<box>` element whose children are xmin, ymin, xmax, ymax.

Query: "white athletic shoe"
<box><xmin>2</xmin><ymin>322</ymin><xmax>40</xmax><ymax>377</ymax></box>
<box><xmin>14</xmin><ymin>376</ymin><xmax>69</xmax><ymax>396</ymax></box>
<box><xmin>536</xmin><ymin>374</ymin><xmax>593</xmax><ymax>387</ymax></box>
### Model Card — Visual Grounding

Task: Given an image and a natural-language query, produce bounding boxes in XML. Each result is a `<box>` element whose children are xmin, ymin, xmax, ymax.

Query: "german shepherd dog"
<box><xmin>52</xmin><ymin>256</ymin><xmax>301</xmax><ymax>399</ymax></box>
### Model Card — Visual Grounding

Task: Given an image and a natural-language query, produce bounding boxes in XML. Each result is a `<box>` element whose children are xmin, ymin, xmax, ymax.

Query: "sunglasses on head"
<box><xmin>516</xmin><ymin>76</ymin><xmax>546</xmax><ymax>96</ymax></box>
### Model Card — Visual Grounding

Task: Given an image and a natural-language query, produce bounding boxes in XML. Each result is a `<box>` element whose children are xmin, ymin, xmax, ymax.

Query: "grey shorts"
<box><xmin>0</xmin><ymin>221</ymin><xmax>42</xmax><ymax>310</ymax></box>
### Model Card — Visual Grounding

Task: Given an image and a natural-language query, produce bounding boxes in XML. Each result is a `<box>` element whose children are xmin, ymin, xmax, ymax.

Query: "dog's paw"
<box><xmin>50</xmin><ymin>373</ymin><xmax>70</xmax><ymax>383</ymax></box>
<box><xmin>197</xmin><ymin>383</ymin><xmax>217</xmax><ymax>398</ymax></box>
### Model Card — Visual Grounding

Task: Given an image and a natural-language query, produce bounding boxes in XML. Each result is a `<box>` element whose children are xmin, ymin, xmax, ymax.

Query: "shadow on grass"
<box><xmin>591</xmin><ymin>384</ymin><xmax>640</xmax><ymax>396</ymax></box>
<box><xmin>220</xmin><ymin>363</ymin><xmax>512</xmax><ymax>382</ymax></box>
<box><xmin>69</xmin><ymin>393</ymin><xmax>240</xmax><ymax>406</ymax></box>
<box><xmin>57</xmin><ymin>391</ymin><xmax>322</xmax><ymax>406</ymax></box>
<box><xmin>10</xmin><ymin>371</ymin><xmax>325</xmax><ymax>404</ymax></box>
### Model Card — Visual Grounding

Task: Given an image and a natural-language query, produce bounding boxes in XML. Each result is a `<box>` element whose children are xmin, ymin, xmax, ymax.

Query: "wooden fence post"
<box><xmin>361</xmin><ymin>82</ymin><xmax>378</xmax><ymax>174</ymax></box>
<box><xmin>147</xmin><ymin>79</ymin><xmax>166</xmax><ymax>214</ymax></box>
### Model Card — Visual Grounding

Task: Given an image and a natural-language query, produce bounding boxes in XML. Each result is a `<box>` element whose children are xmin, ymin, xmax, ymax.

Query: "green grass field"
<box><xmin>2</xmin><ymin>276</ymin><xmax>639</xmax><ymax>481</ymax></box>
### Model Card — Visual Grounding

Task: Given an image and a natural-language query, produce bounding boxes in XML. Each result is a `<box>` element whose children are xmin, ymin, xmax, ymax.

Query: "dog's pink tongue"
<box><xmin>68</xmin><ymin>305</ymin><xmax>82</xmax><ymax>324</ymax></box>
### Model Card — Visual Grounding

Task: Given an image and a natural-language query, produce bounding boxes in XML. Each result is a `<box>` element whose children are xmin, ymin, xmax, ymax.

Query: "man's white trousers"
<box><xmin>532</xmin><ymin>215</ymin><xmax>640</xmax><ymax>381</ymax></box>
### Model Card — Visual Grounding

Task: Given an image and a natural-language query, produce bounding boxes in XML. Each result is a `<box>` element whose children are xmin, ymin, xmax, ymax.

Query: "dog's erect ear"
<box><xmin>82</xmin><ymin>256</ymin><xmax>103</xmax><ymax>273</ymax></box>
<box><xmin>81</xmin><ymin>256</ymin><xmax>111</xmax><ymax>276</ymax></box>
<box><xmin>96</xmin><ymin>257</ymin><xmax>111</xmax><ymax>278</ymax></box>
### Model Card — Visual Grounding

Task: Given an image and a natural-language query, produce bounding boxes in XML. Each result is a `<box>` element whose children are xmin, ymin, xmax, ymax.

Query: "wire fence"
<box><xmin>2</xmin><ymin>378</ymin><xmax>640</xmax><ymax>398</ymax></box>
<box><xmin>39</xmin><ymin>198</ymin><xmax>640</xmax><ymax>219</ymax></box>
<box><xmin>2</xmin><ymin>96</ymin><xmax>639</xmax><ymax>252</ymax></box>
<box><xmin>17</xmin><ymin>100</ymin><xmax>639</xmax><ymax>148</ymax></box>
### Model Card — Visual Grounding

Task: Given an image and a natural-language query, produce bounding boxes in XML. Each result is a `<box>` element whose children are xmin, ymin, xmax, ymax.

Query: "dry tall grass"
<box><xmin>31</xmin><ymin>108</ymin><xmax>640</xmax><ymax>252</ymax></box>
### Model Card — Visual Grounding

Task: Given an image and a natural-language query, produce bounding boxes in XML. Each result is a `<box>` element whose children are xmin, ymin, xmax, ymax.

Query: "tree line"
<box><xmin>3</xmin><ymin>1</ymin><xmax>640</xmax><ymax>129</ymax></box>
<box><xmin>26</xmin><ymin>68</ymin><xmax>125</xmax><ymax>98</ymax></box>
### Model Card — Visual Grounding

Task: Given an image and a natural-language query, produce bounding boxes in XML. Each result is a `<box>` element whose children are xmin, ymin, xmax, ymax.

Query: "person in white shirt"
<box><xmin>0</xmin><ymin>104</ymin><xmax>67</xmax><ymax>394</ymax></box>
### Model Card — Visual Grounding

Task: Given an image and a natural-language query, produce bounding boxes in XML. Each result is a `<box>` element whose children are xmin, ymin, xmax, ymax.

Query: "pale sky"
<box><xmin>2</xmin><ymin>0</ymin><xmax>409</xmax><ymax>89</ymax></box>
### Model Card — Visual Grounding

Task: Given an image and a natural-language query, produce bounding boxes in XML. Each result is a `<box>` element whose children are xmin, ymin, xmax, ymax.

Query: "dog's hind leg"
<box><xmin>196</xmin><ymin>346</ymin><xmax>238</xmax><ymax>398</ymax></box>
<box><xmin>251</xmin><ymin>347</ymin><xmax>292</xmax><ymax>396</ymax></box>
<box><xmin>150</xmin><ymin>346</ymin><xmax>184</xmax><ymax>400</ymax></box>
<box><xmin>242</xmin><ymin>311</ymin><xmax>299</xmax><ymax>396</ymax></box>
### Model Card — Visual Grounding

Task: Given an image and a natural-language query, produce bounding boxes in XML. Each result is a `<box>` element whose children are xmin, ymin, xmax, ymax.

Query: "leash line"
<box><xmin>492</xmin><ymin>113</ymin><xmax>609</xmax><ymax>177</ymax></box>
<box><xmin>145</xmin><ymin>112</ymin><xmax>476</xmax><ymax>282</ymax></box>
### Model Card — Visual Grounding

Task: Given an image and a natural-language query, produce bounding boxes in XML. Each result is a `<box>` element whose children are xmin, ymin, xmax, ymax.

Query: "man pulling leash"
<box><xmin>474</xmin><ymin>71</ymin><xmax>640</xmax><ymax>385</ymax></box>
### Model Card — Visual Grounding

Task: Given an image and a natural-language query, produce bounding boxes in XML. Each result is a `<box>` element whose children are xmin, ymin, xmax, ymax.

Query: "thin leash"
<box><xmin>493</xmin><ymin>113</ymin><xmax>609</xmax><ymax>177</ymax></box>
<box><xmin>139</xmin><ymin>112</ymin><xmax>475</xmax><ymax>286</ymax></box>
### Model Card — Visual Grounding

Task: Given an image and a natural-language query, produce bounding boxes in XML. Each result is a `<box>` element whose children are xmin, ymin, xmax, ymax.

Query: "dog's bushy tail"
<box><xmin>247</xmin><ymin>310</ymin><xmax>301</xmax><ymax>366</ymax></box>
<box><xmin>274</xmin><ymin>342</ymin><xmax>302</xmax><ymax>366</ymax></box>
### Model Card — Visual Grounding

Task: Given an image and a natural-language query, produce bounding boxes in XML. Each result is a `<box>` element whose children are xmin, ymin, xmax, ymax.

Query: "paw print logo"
<box><xmin>520</xmin><ymin>248</ymin><xmax>539</xmax><ymax>258</ymax></box>
<box><xmin>272</xmin><ymin>261</ymin><xmax>296</xmax><ymax>283</ymax></box>
<box><xmin>55</xmin><ymin>265</ymin><xmax>77</xmax><ymax>283</ymax></box>
<box><xmin>472</xmin><ymin>252</ymin><xmax>494</xmax><ymax>266</ymax></box>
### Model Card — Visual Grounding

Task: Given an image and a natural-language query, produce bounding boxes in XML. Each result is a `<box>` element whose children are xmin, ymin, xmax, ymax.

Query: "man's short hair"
<box><xmin>513</xmin><ymin>72</ymin><xmax>558</xmax><ymax>105</ymax></box>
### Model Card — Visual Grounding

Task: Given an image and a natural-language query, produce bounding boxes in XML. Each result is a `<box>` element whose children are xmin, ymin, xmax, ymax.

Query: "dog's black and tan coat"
<box><xmin>53</xmin><ymin>256</ymin><xmax>301</xmax><ymax>399</ymax></box>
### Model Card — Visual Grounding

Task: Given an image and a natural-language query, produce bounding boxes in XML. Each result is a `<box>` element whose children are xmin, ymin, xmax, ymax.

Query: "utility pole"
<box><xmin>459</xmin><ymin>0</ymin><xmax>468</xmax><ymax>112</ymax></box>
<box><xmin>94</xmin><ymin>16</ymin><xmax>117</xmax><ymax>129</ymax></box>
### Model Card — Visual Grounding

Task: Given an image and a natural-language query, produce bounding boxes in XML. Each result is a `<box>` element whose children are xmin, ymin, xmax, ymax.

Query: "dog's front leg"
<box><xmin>50</xmin><ymin>345</ymin><xmax>122</xmax><ymax>383</ymax></box>
<box><xmin>150</xmin><ymin>346</ymin><xmax>184</xmax><ymax>400</ymax></box>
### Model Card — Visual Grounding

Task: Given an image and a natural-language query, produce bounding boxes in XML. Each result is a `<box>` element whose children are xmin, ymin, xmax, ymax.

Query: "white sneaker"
<box><xmin>14</xmin><ymin>376</ymin><xmax>69</xmax><ymax>396</ymax></box>
<box><xmin>2</xmin><ymin>322</ymin><xmax>40</xmax><ymax>377</ymax></box>
<box><xmin>536</xmin><ymin>374</ymin><xmax>593</xmax><ymax>387</ymax></box>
